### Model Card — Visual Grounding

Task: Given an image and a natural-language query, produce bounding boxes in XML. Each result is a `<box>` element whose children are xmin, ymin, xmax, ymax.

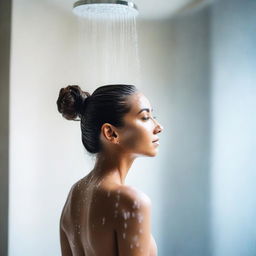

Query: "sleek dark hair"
<box><xmin>57</xmin><ymin>84</ymin><xmax>138</xmax><ymax>154</ymax></box>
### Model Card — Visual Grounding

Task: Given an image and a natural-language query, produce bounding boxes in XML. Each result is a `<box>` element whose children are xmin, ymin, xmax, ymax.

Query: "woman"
<box><xmin>57</xmin><ymin>84</ymin><xmax>163</xmax><ymax>256</ymax></box>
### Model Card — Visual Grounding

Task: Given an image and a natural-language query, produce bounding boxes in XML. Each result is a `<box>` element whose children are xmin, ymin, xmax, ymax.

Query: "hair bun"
<box><xmin>56</xmin><ymin>85</ymin><xmax>90</xmax><ymax>121</ymax></box>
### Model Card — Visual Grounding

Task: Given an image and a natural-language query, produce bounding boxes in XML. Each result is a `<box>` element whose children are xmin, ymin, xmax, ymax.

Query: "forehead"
<box><xmin>126</xmin><ymin>92</ymin><xmax>152</xmax><ymax>115</ymax></box>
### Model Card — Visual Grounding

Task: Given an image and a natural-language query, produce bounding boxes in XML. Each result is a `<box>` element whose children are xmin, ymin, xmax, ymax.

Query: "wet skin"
<box><xmin>60</xmin><ymin>92</ymin><xmax>163</xmax><ymax>255</ymax></box>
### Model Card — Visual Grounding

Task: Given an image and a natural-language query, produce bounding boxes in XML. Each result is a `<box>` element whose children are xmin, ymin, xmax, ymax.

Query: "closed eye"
<box><xmin>141</xmin><ymin>116</ymin><xmax>157</xmax><ymax>121</ymax></box>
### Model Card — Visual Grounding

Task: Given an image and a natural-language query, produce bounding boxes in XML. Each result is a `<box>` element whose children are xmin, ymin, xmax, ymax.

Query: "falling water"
<box><xmin>76</xmin><ymin>6</ymin><xmax>141</xmax><ymax>86</ymax></box>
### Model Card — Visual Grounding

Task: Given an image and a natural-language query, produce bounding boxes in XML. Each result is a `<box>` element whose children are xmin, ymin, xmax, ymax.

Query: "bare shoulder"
<box><xmin>109</xmin><ymin>185</ymin><xmax>152</xmax><ymax>255</ymax></box>
<box><xmin>99</xmin><ymin>181</ymin><xmax>151</xmax><ymax>206</ymax></box>
<box><xmin>117</xmin><ymin>185</ymin><xmax>152</xmax><ymax>207</ymax></box>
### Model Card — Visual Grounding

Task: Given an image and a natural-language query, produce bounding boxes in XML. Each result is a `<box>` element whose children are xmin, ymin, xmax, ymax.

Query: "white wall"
<box><xmin>138</xmin><ymin>10</ymin><xmax>211</xmax><ymax>256</ymax></box>
<box><xmin>210</xmin><ymin>0</ymin><xmax>256</xmax><ymax>255</ymax></box>
<box><xmin>9</xmin><ymin>1</ymin><xmax>89</xmax><ymax>255</ymax></box>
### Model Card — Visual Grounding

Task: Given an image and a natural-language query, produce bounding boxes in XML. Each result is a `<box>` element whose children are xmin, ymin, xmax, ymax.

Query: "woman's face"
<box><xmin>118</xmin><ymin>92</ymin><xmax>163</xmax><ymax>157</ymax></box>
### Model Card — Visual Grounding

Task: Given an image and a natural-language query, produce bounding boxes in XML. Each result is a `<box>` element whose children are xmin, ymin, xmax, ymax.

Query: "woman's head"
<box><xmin>57</xmin><ymin>84</ymin><xmax>163</xmax><ymax>156</ymax></box>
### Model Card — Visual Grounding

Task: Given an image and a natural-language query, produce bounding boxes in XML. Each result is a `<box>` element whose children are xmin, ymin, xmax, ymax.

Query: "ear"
<box><xmin>101</xmin><ymin>123</ymin><xmax>119</xmax><ymax>144</ymax></box>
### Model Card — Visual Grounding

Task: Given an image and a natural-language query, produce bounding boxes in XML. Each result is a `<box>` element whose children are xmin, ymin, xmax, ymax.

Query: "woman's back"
<box><xmin>60</xmin><ymin>172</ymin><xmax>157</xmax><ymax>256</ymax></box>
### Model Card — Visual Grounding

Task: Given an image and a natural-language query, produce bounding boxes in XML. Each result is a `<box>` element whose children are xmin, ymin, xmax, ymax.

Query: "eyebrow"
<box><xmin>137</xmin><ymin>108</ymin><xmax>153</xmax><ymax>115</ymax></box>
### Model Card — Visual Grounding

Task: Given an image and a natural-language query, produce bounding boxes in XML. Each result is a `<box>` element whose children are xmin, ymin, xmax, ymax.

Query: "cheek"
<box><xmin>121</xmin><ymin>123</ymin><xmax>150</xmax><ymax>149</ymax></box>
<box><xmin>122</xmin><ymin>128</ymin><xmax>141</xmax><ymax>149</ymax></box>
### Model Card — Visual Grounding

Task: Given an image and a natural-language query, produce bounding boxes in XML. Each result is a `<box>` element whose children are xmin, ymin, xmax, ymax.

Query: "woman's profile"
<box><xmin>57</xmin><ymin>84</ymin><xmax>163</xmax><ymax>256</ymax></box>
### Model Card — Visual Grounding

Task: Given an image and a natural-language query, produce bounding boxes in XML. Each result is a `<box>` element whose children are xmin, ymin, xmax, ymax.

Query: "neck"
<box><xmin>91</xmin><ymin>149</ymin><xmax>138</xmax><ymax>185</ymax></box>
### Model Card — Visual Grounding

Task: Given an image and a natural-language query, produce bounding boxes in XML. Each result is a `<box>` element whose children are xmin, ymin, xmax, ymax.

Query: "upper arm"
<box><xmin>60</xmin><ymin>227</ymin><xmax>73</xmax><ymax>256</ymax></box>
<box><xmin>113</xmin><ymin>186</ymin><xmax>152</xmax><ymax>256</ymax></box>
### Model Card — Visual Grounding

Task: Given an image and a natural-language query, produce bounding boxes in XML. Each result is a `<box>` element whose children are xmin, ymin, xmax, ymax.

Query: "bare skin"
<box><xmin>60</xmin><ymin>92</ymin><xmax>163</xmax><ymax>255</ymax></box>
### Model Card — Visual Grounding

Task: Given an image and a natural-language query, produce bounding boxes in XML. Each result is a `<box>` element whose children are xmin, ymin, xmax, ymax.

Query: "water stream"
<box><xmin>76</xmin><ymin>6</ymin><xmax>141</xmax><ymax>86</ymax></box>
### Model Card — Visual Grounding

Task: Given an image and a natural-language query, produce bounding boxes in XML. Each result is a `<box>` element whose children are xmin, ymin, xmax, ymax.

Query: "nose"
<box><xmin>153</xmin><ymin>119</ymin><xmax>164</xmax><ymax>134</ymax></box>
<box><xmin>157</xmin><ymin>123</ymin><xmax>164</xmax><ymax>133</ymax></box>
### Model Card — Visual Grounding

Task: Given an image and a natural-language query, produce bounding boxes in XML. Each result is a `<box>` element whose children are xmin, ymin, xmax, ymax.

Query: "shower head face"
<box><xmin>73</xmin><ymin>0</ymin><xmax>139</xmax><ymax>18</ymax></box>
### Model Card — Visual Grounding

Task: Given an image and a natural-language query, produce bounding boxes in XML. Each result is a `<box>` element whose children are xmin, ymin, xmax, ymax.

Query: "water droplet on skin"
<box><xmin>122</xmin><ymin>211</ymin><xmax>130</xmax><ymax>220</ymax></box>
<box><xmin>132</xmin><ymin>235</ymin><xmax>138</xmax><ymax>242</ymax></box>
<box><xmin>135</xmin><ymin>242</ymin><xmax>140</xmax><ymax>247</ymax></box>
<box><xmin>70</xmin><ymin>238</ymin><xmax>76</xmax><ymax>248</ymax></box>
<box><xmin>130</xmin><ymin>244</ymin><xmax>134</xmax><ymax>249</ymax></box>
<box><xmin>122</xmin><ymin>232</ymin><xmax>126</xmax><ymax>239</ymax></box>
<box><xmin>117</xmin><ymin>189</ymin><xmax>121</xmax><ymax>194</ymax></box>
<box><xmin>124</xmin><ymin>222</ymin><xmax>128</xmax><ymax>229</ymax></box>
<box><xmin>139</xmin><ymin>228</ymin><xmax>143</xmax><ymax>234</ymax></box>
<box><xmin>115</xmin><ymin>202</ymin><xmax>119</xmax><ymax>208</ymax></box>
<box><xmin>137</xmin><ymin>213</ymin><xmax>144</xmax><ymax>223</ymax></box>
<box><xmin>132</xmin><ymin>212</ymin><xmax>136</xmax><ymax>218</ymax></box>
<box><xmin>132</xmin><ymin>200</ymin><xmax>139</xmax><ymax>209</ymax></box>
<box><xmin>102</xmin><ymin>217</ymin><xmax>106</xmax><ymax>225</ymax></box>
<box><xmin>107</xmin><ymin>191</ymin><xmax>111</xmax><ymax>197</ymax></box>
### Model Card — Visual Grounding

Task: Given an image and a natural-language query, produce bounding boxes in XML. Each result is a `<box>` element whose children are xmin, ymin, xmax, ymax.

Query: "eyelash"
<box><xmin>142</xmin><ymin>116</ymin><xmax>157</xmax><ymax>121</ymax></box>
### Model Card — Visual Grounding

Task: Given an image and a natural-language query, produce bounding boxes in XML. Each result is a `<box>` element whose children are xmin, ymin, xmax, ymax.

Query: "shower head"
<box><xmin>73</xmin><ymin>0</ymin><xmax>139</xmax><ymax>18</ymax></box>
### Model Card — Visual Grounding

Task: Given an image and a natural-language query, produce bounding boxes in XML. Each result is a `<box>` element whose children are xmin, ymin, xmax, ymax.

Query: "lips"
<box><xmin>152</xmin><ymin>139</ymin><xmax>159</xmax><ymax>143</ymax></box>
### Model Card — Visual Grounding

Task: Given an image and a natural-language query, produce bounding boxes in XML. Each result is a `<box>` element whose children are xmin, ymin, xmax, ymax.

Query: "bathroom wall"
<box><xmin>161</xmin><ymin>9</ymin><xmax>211</xmax><ymax>255</ymax></box>
<box><xmin>9</xmin><ymin>1</ymin><xmax>85</xmax><ymax>255</ymax></box>
<box><xmin>210</xmin><ymin>0</ymin><xmax>256</xmax><ymax>255</ymax></box>
<box><xmin>0</xmin><ymin>0</ymin><xmax>11</xmax><ymax>255</ymax></box>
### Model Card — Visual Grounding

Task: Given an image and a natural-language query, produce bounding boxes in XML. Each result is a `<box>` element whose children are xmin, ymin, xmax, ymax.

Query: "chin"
<box><xmin>135</xmin><ymin>150</ymin><xmax>157</xmax><ymax>158</ymax></box>
<box><xmin>146</xmin><ymin>150</ymin><xmax>158</xmax><ymax>157</ymax></box>
<box><xmin>134</xmin><ymin>145</ymin><xmax>159</xmax><ymax>157</ymax></box>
